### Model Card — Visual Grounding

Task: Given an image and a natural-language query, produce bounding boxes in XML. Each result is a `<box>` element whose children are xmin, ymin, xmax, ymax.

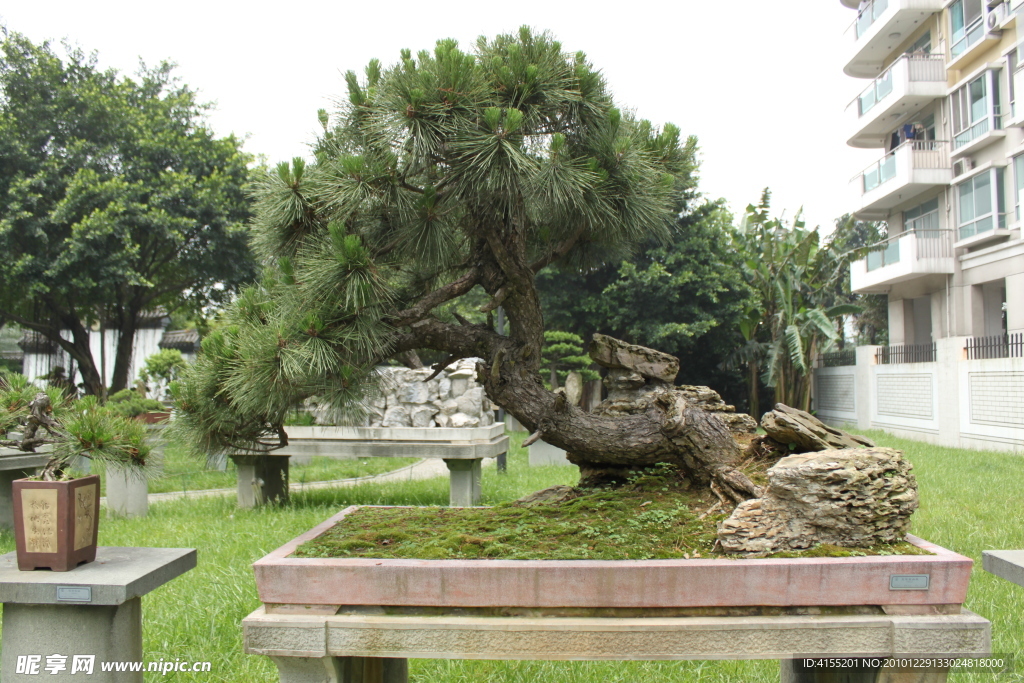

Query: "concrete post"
<box><xmin>855</xmin><ymin>346</ymin><xmax>881</xmax><ymax>431</ymax></box>
<box><xmin>232</xmin><ymin>454</ymin><xmax>290</xmax><ymax>508</ymax></box>
<box><xmin>936</xmin><ymin>337</ymin><xmax>967</xmax><ymax>447</ymax></box>
<box><xmin>1006</xmin><ymin>272</ymin><xmax>1024</xmax><ymax>335</ymax></box>
<box><xmin>444</xmin><ymin>458</ymin><xmax>482</xmax><ymax>507</ymax></box>
<box><xmin>888</xmin><ymin>299</ymin><xmax>906</xmax><ymax>344</ymax></box>
<box><xmin>105</xmin><ymin>468</ymin><xmax>148</xmax><ymax>518</ymax></box>
<box><xmin>1</xmin><ymin>599</ymin><xmax>142</xmax><ymax>682</ymax></box>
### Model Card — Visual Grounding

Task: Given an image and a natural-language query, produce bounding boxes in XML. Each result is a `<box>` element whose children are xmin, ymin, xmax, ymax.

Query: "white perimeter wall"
<box><xmin>813</xmin><ymin>339</ymin><xmax>1024</xmax><ymax>453</ymax></box>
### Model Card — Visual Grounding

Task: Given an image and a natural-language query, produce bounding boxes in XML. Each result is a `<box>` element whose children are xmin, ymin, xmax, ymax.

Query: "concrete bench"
<box><xmin>231</xmin><ymin>424</ymin><xmax>509</xmax><ymax>508</ymax></box>
<box><xmin>243</xmin><ymin>606</ymin><xmax>991</xmax><ymax>683</ymax></box>
<box><xmin>0</xmin><ymin>546</ymin><xmax>195</xmax><ymax>682</ymax></box>
<box><xmin>0</xmin><ymin>447</ymin><xmax>51</xmax><ymax>529</ymax></box>
<box><xmin>983</xmin><ymin>550</ymin><xmax>1024</xmax><ymax>589</ymax></box>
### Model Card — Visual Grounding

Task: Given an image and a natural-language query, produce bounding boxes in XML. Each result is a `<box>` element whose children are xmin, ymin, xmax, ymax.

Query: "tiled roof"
<box><xmin>159</xmin><ymin>328</ymin><xmax>200</xmax><ymax>351</ymax></box>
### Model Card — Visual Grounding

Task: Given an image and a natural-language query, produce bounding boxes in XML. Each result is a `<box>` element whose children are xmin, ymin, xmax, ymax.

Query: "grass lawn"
<box><xmin>0</xmin><ymin>430</ymin><xmax>1022</xmax><ymax>682</ymax></box>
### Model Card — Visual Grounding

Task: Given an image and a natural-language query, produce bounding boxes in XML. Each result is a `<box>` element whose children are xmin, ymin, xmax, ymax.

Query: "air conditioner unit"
<box><xmin>953</xmin><ymin>157</ymin><xmax>974</xmax><ymax>176</ymax></box>
<box><xmin>986</xmin><ymin>5</ymin><xmax>1006</xmax><ymax>31</ymax></box>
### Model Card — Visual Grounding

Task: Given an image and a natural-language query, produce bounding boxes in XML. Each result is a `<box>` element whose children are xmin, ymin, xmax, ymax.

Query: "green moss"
<box><xmin>294</xmin><ymin>465</ymin><xmax>926</xmax><ymax>561</ymax></box>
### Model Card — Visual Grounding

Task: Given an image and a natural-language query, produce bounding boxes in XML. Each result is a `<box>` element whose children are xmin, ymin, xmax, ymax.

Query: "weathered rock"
<box><xmin>604</xmin><ymin>368</ymin><xmax>646</xmax><ymax>401</ymax></box>
<box><xmin>456</xmin><ymin>387</ymin><xmax>485</xmax><ymax>416</ymax></box>
<box><xmin>440</xmin><ymin>399</ymin><xmax>459</xmax><ymax>416</ymax></box>
<box><xmin>401</xmin><ymin>382</ymin><xmax>433</xmax><ymax>404</ymax></box>
<box><xmin>564</xmin><ymin>371</ymin><xmax>584</xmax><ymax>407</ymax></box>
<box><xmin>437</xmin><ymin>377</ymin><xmax>451</xmax><ymax>398</ymax></box>
<box><xmin>449</xmin><ymin>412</ymin><xmax>479</xmax><ymax>428</ymax></box>
<box><xmin>434</xmin><ymin>413</ymin><xmax>451</xmax><ymax>428</ymax></box>
<box><xmin>589</xmin><ymin>333</ymin><xmax>679</xmax><ymax>383</ymax></box>
<box><xmin>381</xmin><ymin>406</ymin><xmax>412</xmax><ymax>428</ymax></box>
<box><xmin>761</xmin><ymin>404</ymin><xmax>874</xmax><ymax>451</ymax></box>
<box><xmin>410</xmin><ymin>405</ymin><xmax>439</xmax><ymax>428</ymax></box>
<box><xmin>717</xmin><ymin>447</ymin><xmax>918</xmax><ymax>555</ymax></box>
<box><xmin>449</xmin><ymin>378</ymin><xmax>469</xmax><ymax>399</ymax></box>
<box><xmin>479</xmin><ymin>410</ymin><xmax>494</xmax><ymax>426</ymax></box>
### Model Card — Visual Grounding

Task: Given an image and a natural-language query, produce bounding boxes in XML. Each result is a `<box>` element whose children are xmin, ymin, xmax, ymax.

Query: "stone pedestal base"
<box><xmin>2</xmin><ymin>600</ymin><xmax>142</xmax><ymax>681</ymax></box>
<box><xmin>0</xmin><ymin>547</ymin><xmax>195</xmax><ymax>683</ymax></box>
<box><xmin>232</xmin><ymin>454</ymin><xmax>290</xmax><ymax>508</ymax></box>
<box><xmin>106</xmin><ymin>469</ymin><xmax>148</xmax><ymax>518</ymax></box>
<box><xmin>270</xmin><ymin>656</ymin><xmax>408</xmax><ymax>683</ymax></box>
<box><xmin>443</xmin><ymin>458</ymin><xmax>482</xmax><ymax>506</ymax></box>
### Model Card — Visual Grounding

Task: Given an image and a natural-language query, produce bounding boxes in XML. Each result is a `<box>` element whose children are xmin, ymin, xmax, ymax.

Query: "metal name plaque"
<box><xmin>56</xmin><ymin>586</ymin><xmax>92</xmax><ymax>602</ymax></box>
<box><xmin>889</xmin><ymin>574</ymin><xmax>930</xmax><ymax>590</ymax></box>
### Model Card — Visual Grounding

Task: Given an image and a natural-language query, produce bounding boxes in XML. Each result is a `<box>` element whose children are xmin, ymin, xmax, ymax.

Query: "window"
<box><xmin>951</xmin><ymin>0</ymin><xmax>985</xmax><ymax>57</ymax></box>
<box><xmin>1014</xmin><ymin>154</ymin><xmax>1024</xmax><ymax>220</ymax></box>
<box><xmin>957</xmin><ymin>168</ymin><xmax>1005</xmax><ymax>240</ymax></box>
<box><xmin>950</xmin><ymin>70</ymin><xmax>1002</xmax><ymax>148</ymax></box>
<box><xmin>904</xmin><ymin>197</ymin><xmax>940</xmax><ymax>234</ymax></box>
<box><xmin>906</xmin><ymin>31</ymin><xmax>932</xmax><ymax>55</ymax></box>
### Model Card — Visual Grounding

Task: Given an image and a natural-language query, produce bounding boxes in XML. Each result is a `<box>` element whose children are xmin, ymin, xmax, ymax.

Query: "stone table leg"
<box><xmin>1</xmin><ymin>598</ymin><xmax>142</xmax><ymax>682</ymax></box>
<box><xmin>444</xmin><ymin>458</ymin><xmax>482</xmax><ymax>507</ymax></box>
<box><xmin>0</xmin><ymin>469</ymin><xmax>37</xmax><ymax>529</ymax></box>
<box><xmin>781</xmin><ymin>660</ymin><xmax>949</xmax><ymax>683</ymax></box>
<box><xmin>106</xmin><ymin>468</ymin><xmax>148</xmax><ymax>518</ymax></box>
<box><xmin>232</xmin><ymin>455</ymin><xmax>290</xmax><ymax>508</ymax></box>
<box><xmin>270</xmin><ymin>656</ymin><xmax>408</xmax><ymax>683</ymax></box>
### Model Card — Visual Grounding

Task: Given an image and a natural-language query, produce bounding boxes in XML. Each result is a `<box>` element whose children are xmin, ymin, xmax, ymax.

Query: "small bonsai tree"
<box><xmin>541</xmin><ymin>331</ymin><xmax>599</xmax><ymax>390</ymax></box>
<box><xmin>139</xmin><ymin>349</ymin><xmax>187</xmax><ymax>400</ymax></box>
<box><xmin>0</xmin><ymin>373</ymin><xmax>150</xmax><ymax>481</ymax></box>
<box><xmin>105</xmin><ymin>388</ymin><xmax>168</xmax><ymax>419</ymax></box>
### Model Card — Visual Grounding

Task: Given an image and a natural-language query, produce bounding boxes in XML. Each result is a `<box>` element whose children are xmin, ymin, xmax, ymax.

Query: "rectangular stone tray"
<box><xmin>253</xmin><ymin>506</ymin><xmax>973</xmax><ymax>610</ymax></box>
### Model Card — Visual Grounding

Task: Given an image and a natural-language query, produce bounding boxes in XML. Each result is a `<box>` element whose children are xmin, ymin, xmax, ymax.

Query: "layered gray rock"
<box><xmin>589</xmin><ymin>333</ymin><xmax>679</xmax><ymax>383</ymax></box>
<box><xmin>717</xmin><ymin>447</ymin><xmax>918</xmax><ymax>555</ymax></box>
<box><xmin>760</xmin><ymin>403</ymin><xmax>874</xmax><ymax>451</ymax></box>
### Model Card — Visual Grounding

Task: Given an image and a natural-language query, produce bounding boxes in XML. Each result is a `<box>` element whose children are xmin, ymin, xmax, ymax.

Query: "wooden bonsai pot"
<box><xmin>12</xmin><ymin>475</ymin><xmax>101</xmax><ymax>571</ymax></box>
<box><xmin>253</xmin><ymin>506</ymin><xmax>974</xmax><ymax>612</ymax></box>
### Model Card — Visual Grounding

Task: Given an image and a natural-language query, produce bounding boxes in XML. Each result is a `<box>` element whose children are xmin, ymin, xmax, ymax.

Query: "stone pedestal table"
<box><xmin>0</xmin><ymin>547</ymin><xmax>196</xmax><ymax>682</ymax></box>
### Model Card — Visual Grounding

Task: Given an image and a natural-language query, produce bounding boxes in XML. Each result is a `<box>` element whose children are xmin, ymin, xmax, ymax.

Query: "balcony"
<box><xmin>955</xmin><ymin>212</ymin><xmax>1013</xmax><ymax>247</ymax></box>
<box><xmin>952</xmin><ymin>107</ymin><xmax>1006</xmax><ymax>157</ymax></box>
<box><xmin>850</xmin><ymin>228</ymin><xmax>955</xmax><ymax>293</ymax></box>
<box><xmin>846</xmin><ymin>54</ymin><xmax>947</xmax><ymax>148</ymax></box>
<box><xmin>850</xmin><ymin>140</ymin><xmax>952</xmax><ymax>219</ymax></box>
<box><xmin>844</xmin><ymin>0</ymin><xmax>945</xmax><ymax>78</ymax></box>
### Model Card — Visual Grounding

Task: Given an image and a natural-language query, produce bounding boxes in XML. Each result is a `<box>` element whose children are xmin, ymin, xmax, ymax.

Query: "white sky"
<box><xmin>1</xmin><ymin>0</ymin><xmax>880</xmax><ymax>233</ymax></box>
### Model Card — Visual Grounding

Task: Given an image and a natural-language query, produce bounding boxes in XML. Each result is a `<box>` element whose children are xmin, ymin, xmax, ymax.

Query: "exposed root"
<box><xmin>697</xmin><ymin>501</ymin><xmax>723</xmax><ymax>520</ymax></box>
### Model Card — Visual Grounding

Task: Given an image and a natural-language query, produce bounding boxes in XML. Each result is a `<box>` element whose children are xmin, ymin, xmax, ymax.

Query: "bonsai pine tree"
<box><xmin>173</xmin><ymin>28</ymin><xmax>755</xmax><ymax>497</ymax></box>
<box><xmin>541</xmin><ymin>331</ymin><xmax>598</xmax><ymax>390</ymax></box>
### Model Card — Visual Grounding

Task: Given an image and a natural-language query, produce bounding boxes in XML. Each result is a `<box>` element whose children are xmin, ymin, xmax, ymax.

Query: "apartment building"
<box><xmin>812</xmin><ymin>0</ymin><xmax>1024</xmax><ymax>451</ymax></box>
<box><xmin>844</xmin><ymin>0</ymin><xmax>1023</xmax><ymax>343</ymax></box>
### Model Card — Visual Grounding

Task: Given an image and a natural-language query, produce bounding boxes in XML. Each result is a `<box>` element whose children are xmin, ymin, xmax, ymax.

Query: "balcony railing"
<box><xmin>855</xmin><ymin>0</ymin><xmax>890</xmax><ymax>38</ymax></box>
<box><xmin>966</xmin><ymin>333</ymin><xmax>1024</xmax><ymax>359</ymax></box>
<box><xmin>857</xmin><ymin>140</ymin><xmax>949</xmax><ymax>194</ymax></box>
<box><xmin>958</xmin><ymin>212</ymin><xmax>1009</xmax><ymax>241</ymax></box>
<box><xmin>818</xmin><ymin>349</ymin><xmax>857</xmax><ymax>367</ymax></box>
<box><xmin>853</xmin><ymin>55</ymin><xmax>946</xmax><ymax>118</ymax></box>
<box><xmin>951</xmin><ymin>14</ymin><xmax>986</xmax><ymax>58</ymax></box>
<box><xmin>876</xmin><ymin>343</ymin><xmax>936</xmax><ymax>364</ymax></box>
<box><xmin>864</xmin><ymin>227</ymin><xmax>953</xmax><ymax>271</ymax></box>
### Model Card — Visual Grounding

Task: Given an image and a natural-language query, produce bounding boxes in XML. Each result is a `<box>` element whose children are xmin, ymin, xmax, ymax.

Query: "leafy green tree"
<box><xmin>726</xmin><ymin>192</ymin><xmax>862</xmax><ymax>416</ymax></box>
<box><xmin>537</xmin><ymin>200</ymin><xmax>754</xmax><ymax>406</ymax></box>
<box><xmin>172</xmin><ymin>29</ymin><xmax>752</xmax><ymax>496</ymax></box>
<box><xmin>0</xmin><ymin>31</ymin><xmax>255</xmax><ymax>398</ymax></box>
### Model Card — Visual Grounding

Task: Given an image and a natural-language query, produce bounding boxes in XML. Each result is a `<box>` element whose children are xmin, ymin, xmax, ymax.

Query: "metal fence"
<box><xmin>965</xmin><ymin>333</ymin><xmax>1024</xmax><ymax>360</ymax></box>
<box><xmin>819</xmin><ymin>349</ymin><xmax>857</xmax><ymax>367</ymax></box>
<box><xmin>875</xmin><ymin>343</ymin><xmax>936</xmax><ymax>364</ymax></box>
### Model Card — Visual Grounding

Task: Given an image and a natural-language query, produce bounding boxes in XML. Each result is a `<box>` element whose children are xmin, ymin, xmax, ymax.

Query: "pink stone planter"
<box><xmin>253</xmin><ymin>506</ymin><xmax>972</xmax><ymax>611</ymax></box>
